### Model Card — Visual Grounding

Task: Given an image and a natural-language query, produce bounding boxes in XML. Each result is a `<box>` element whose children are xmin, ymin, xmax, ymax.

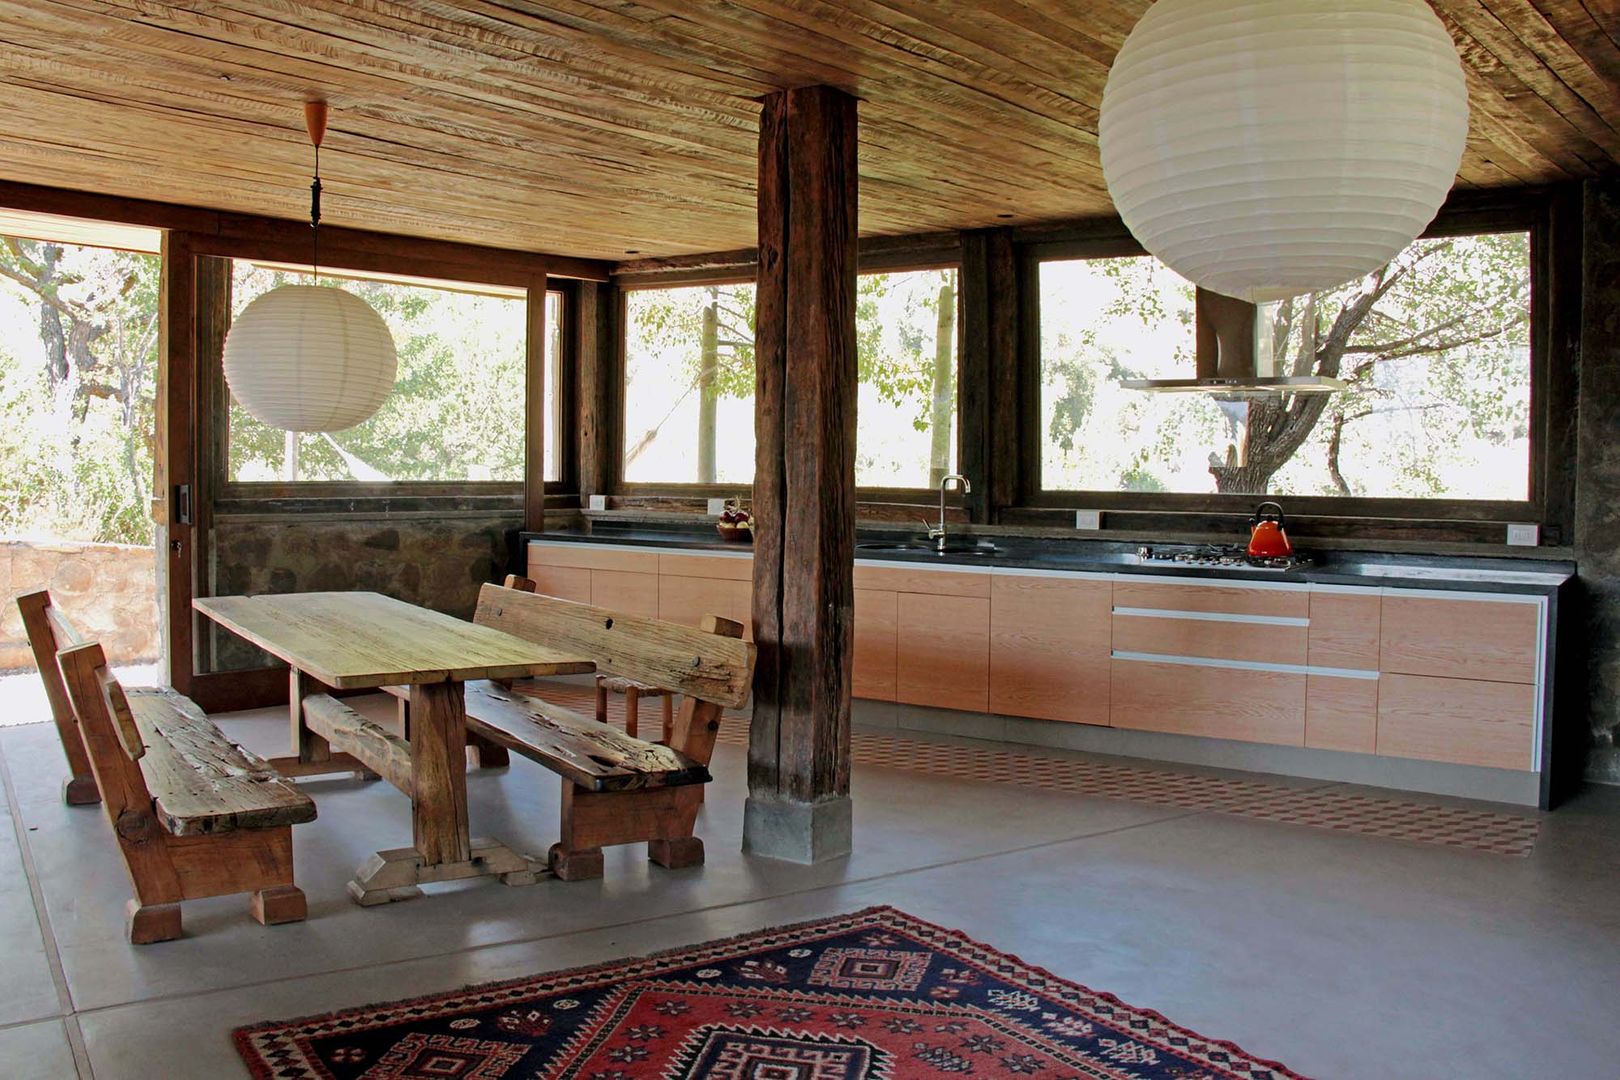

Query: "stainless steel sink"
<box><xmin>856</xmin><ymin>538</ymin><xmax>1001</xmax><ymax>557</ymax></box>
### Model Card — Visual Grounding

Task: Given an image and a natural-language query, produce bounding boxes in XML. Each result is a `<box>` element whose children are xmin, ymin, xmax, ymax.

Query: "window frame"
<box><xmin>208</xmin><ymin>262</ymin><xmax>576</xmax><ymax>508</ymax></box>
<box><xmin>1018</xmin><ymin>194</ymin><xmax>1573</xmax><ymax>539</ymax></box>
<box><xmin>611</xmin><ymin>259</ymin><xmax>965</xmax><ymax>501</ymax></box>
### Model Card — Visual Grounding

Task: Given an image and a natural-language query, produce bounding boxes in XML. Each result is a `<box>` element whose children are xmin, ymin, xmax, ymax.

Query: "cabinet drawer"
<box><xmin>1376</xmin><ymin>673</ymin><xmax>1535</xmax><ymax>771</ymax></box>
<box><xmin>529</xmin><ymin>543</ymin><xmax>658</xmax><ymax>574</ymax></box>
<box><xmin>1305</xmin><ymin>675</ymin><xmax>1378</xmax><ymax>753</ymax></box>
<box><xmin>990</xmin><ymin>575</ymin><xmax>1110</xmax><ymax>725</ymax></box>
<box><xmin>853</xmin><ymin>588</ymin><xmax>898</xmax><ymax>702</ymax></box>
<box><xmin>1112</xmin><ymin>611</ymin><xmax>1306</xmax><ymax>666</ymax></box>
<box><xmin>1308</xmin><ymin>591</ymin><xmax>1381</xmax><ymax>670</ymax></box>
<box><xmin>1114</xmin><ymin>579</ymin><xmax>1308</xmax><ymax>619</ymax></box>
<box><xmin>896</xmin><ymin>593</ymin><xmax>989</xmax><ymax>711</ymax></box>
<box><xmin>855</xmin><ymin>563</ymin><xmax>991</xmax><ymax>598</ymax></box>
<box><xmin>1110</xmin><ymin>659</ymin><xmax>1305</xmax><ymax>745</ymax></box>
<box><xmin>1379</xmin><ymin>595</ymin><xmax>1539</xmax><ymax>684</ymax></box>
<box><xmin>659</xmin><ymin>552</ymin><xmax>753</xmax><ymax>581</ymax></box>
<box><xmin>526</xmin><ymin>565</ymin><xmax>592</xmax><ymax>605</ymax></box>
<box><xmin>589</xmin><ymin>570</ymin><xmax>660</xmax><ymax>618</ymax></box>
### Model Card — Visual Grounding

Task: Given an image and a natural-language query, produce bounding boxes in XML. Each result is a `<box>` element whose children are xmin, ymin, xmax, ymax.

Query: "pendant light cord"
<box><xmin>310</xmin><ymin>143</ymin><xmax>322</xmax><ymax>283</ymax></box>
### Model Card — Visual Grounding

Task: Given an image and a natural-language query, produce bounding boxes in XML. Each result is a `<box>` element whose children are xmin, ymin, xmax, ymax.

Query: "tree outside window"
<box><xmin>226</xmin><ymin>265</ymin><xmax>547</xmax><ymax>484</ymax></box>
<box><xmin>622</xmin><ymin>268</ymin><xmax>959</xmax><ymax>488</ymax></box>
<box><xmin>1039</xmin><ymin>231</ymin><xmax>1532</xmax><ymax>501</ymax></box>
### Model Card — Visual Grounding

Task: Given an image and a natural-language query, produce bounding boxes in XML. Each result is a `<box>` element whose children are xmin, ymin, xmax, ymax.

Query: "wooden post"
<box><xmin>746</xmin><ymin>85</ymin><xmax>857</xmax><ymax>864</ymax></box>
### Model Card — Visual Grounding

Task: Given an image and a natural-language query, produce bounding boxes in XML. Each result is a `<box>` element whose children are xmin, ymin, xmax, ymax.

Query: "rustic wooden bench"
<box><xmin>391</xmin><ymin>578</ymin><xmax>754</xmax><ymax>881</ymax></box>
<box><xmin>20</xmin><ymin>590</ymin><xmax>316</xmax><ymax>943</ymax></box>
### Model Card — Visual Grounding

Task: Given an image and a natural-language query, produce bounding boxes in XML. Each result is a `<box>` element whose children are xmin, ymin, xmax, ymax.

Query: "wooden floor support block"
<box><xmin>548</xmin><ymin>843</ymin><xmax>605</xmax><ymax>881</ymax></box>
<box><xmin>63</xmin><ymin>775</ymin><xmax>101</xmax><ymax>806</ymax></box>
<box><xmin>346</xmin><ymin>838</ymin><xmax>540</xmax><ymax>905</ymax></box>
<box><xmin>250</xmin><ymin>885</ymin><xmax>308</xmax><ymax>926</ymax></box>
<box><xmin>466</xmin><ymin>733</ymin><xmax>510</xmax><ymax>770</ymax></box>
<box><xmin>648</xmin><ymin>836</ymin><xmax>704</xmax><ymax>869</ymax></box>
<box><xmin>126</xmin><ymin>900</ymin><xmax>182</xmax><ymax>945</ymax></box>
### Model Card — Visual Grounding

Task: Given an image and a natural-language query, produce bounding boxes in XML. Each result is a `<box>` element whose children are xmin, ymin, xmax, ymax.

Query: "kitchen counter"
<box><xmin>521</xmin><ymin>524</ymin><xmax>1574</xmax><ymax>596</ymax></box>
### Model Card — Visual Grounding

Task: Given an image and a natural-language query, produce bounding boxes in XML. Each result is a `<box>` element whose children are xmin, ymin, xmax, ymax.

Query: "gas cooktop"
<box><xmin>1135</xmin><ymin>544</ymin><xmax>1312</xmax><ymax>573</ymax></box>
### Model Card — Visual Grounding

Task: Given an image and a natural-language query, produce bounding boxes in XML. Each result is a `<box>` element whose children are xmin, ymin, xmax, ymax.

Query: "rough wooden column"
<box><xmin>746</xmin><ymin>85</ymin><xmax>858</xmax><ymax>863</ymax></box>
<box><xmin>1577</xmin><ymin>179</ymin><xmax>1620</xmax><ymax>788</ymax></box>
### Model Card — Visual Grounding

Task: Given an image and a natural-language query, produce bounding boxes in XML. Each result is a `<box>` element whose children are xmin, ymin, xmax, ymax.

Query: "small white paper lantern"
<box><xmin>1099</xmin><ymin>0</ymin><xmax>1469</xmax><ymax>303</ymax></box>
<box><xmin>222</xmin><ymin>284</ymin><xmax>398</xmax><ymax>432</ymax></box>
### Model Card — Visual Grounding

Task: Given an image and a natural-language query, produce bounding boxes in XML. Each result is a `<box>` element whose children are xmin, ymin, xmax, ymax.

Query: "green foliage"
<box><xmin>0</xmin><ymin>239</ymin><xmax>160</xmax><ymax>545</ymax></box>
<box><xmin>227</xmin><ymin>267</ymin><xmax>529</xmax><ymax>482</ymax></box>
<box><xmin>624</xmin><ymin>270</ymin><xmax>959</xmax><ymax>483</ymax></box>
<box><xmin>1040</xmin><ymin>232</ymin><xmax>1532</xmax><ymax>500</ymax></box>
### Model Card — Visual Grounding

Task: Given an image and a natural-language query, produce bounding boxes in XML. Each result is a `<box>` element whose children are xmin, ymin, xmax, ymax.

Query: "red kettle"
<box><xmin>1247</xmin><ymin>501</ymin><xmax>1294</xmax><ymax>558</ymax></box>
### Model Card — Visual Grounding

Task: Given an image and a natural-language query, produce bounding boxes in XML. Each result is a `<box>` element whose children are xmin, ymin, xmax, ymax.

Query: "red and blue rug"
<box><xmin>234</xmin><ymin>907</ymin><xmax>1307</xmax><ymax>1079</ymax></box>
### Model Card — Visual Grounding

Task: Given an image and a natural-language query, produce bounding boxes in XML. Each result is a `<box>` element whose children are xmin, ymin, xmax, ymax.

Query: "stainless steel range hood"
<box><xmin>1123</xmin><ymin>290</ymin><xmax>1346</xmax><ymax>395</ymax></box>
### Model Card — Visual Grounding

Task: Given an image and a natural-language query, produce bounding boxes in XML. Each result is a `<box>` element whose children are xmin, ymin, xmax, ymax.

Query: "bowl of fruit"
<box><xmin>716</xmin><ymin>500</ymin><xmax>755</xmax><ymax>543</ymax></box>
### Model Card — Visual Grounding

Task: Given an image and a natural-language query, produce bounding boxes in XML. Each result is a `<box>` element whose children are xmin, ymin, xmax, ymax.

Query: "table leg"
<box><xmin>270</xmin><ymin>669</ymin><xmax>377</xmax><ymax>782</ymax></box>
<box><xmin>290</xmin><ymin>669</ymin><xmax>330</xmax><ymax>763</ymax></box>
<box><xmin>345</xmin><ymin>680</ymin><xmax>540</xmax><ymax>906</ymax></box>
<box><xmin>409</xmin><ymin>681</ymin><xmax>472</xmax><ymax>865</ymax></box>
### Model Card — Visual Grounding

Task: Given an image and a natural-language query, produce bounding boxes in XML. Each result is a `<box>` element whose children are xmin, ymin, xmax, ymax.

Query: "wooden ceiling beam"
<box><xmin>0</xmin><ymin>179</ymin><xmax>610</xmax><ymax>283</ymax></box>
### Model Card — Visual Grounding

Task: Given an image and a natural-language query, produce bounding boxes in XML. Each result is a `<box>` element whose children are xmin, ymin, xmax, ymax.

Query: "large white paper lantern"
<box><xmin>1099</xmin><ymin>0</ymin><xmax>1469</xmax><ymax>303</ymax></box>
<box><xmin>222</xmin><ymin>284</ymin><xmax>398</xmax><ymax>432</ymax></box>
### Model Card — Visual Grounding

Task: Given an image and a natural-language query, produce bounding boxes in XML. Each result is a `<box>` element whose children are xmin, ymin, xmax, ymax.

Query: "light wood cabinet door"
<box><xmin>1111</xmin><ymin>659</ymin><xmax>1306</xmax><ymax>745</ymax></box>
<box><xmin>1376</xmin><ymin>673</ymin><xmax>1535</xmax><ymax>770</ymax></box>
<box><xmin>896</xmin><ymin>593</ymin><xmax>990</xmax><ymax>712</ymax></box>
<box><xmin>852</xmin><ymin>588</ymin><xmax>898</xmax><ymax>701</ymax></box>
<box><xmin>1379</xmin><ymin>595</ymin><xmax>1539</xmax><ymax>684</ymax></box>
<box><xmin>526</xmin><ymin>565</ymin><xmax>592</xmax><ymax>605</ymax></box>
<box><xmin>726</xmin><ymin>579</ymin><xmax>755</xmax><ymax>642</ymax></box>
<box><xmin>1305</xmin><ymin>675</ymin><xmax>1378</xmax><ymax>753</ymax></box>
<box><xmin>1308</xmin><ymin>591</ymin><xmax>1381</xmax><ymax>670</ymax></box>
<box><xmin>989</xmin><ymin>575</ymin><xmax>1110</xmax><ymax>725</ymax></box>
<box><xmin>589</xmin><ymin>570</ymin><xmax>660</xmax><ymax>618</ymax></box>
<box><xmin>659</xmin><ymin>574</ymin><xmax>735</xmax><ymax>629</ymax></box>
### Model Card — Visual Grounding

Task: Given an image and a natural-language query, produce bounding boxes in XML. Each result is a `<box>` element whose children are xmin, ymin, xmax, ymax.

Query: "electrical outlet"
<box><xmin>1506</xmin><ymin>523</ymin><xmax>1540</xmax><ymax>547</ymax></box>
<box><xmin>587</xmin><ymin>495</ymin><xmax>607</xmax><ymax>512</ymax></box>
<box><xmin>1074</xmin><ymin>510</ymin><xmax>1103</xmax><ymax>531</ymax></box>
<box><xmin>707</xmin><ymin>498</ymin><xmax>728</xmax><ymax>516</ymax></box>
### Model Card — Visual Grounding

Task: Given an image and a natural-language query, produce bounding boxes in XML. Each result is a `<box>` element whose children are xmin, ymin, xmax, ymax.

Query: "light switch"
<box><xmin>707</xmin><ymin>498</ymin><xmax>728</xmax><ymax>516</ymax></box>
<box><xmin>587</xmin><ymin>495</ymin><xmax>607</xmax><ymax>511</ymax></box>
<box><xmin>1075</xmin><ymin>510</ymin><xmax>1103</xmax><ymax>531</ymax></box>
<box><xmin>1506</xmin><ymin>523</ymin><xmax>1540</xmax><ymax>547</ymax></box>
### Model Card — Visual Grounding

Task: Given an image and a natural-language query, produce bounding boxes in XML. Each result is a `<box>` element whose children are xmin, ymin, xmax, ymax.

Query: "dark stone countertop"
<box><xmin>523</xmin><ymin>525</ymin><xmax>1574</xmax><ymax>597</ymax></box>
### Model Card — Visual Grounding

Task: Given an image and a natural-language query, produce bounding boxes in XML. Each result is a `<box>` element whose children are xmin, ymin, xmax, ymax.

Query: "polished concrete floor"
<box><xmin>1</xmin><ymin>699</ymin><xmax>1617</xmax><ymax>1080</ymax></box>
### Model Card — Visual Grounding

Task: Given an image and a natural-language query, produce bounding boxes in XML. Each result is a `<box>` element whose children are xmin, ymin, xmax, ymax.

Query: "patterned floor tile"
<box><xmin>533</xmin><ymin>681</ymin><xmax>1540</xmax><ymax>857</ymax></box>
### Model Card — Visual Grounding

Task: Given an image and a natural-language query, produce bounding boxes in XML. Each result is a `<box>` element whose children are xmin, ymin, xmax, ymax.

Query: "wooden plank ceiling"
<box><xmin>0</xmin><ymin>1</ymin><xmax>1614</xmax><ymax>262</ymax></box>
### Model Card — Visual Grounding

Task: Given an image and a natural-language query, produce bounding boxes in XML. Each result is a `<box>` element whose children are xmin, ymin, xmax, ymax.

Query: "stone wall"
<box><xmin>206</xmin><ymin>513</ymin><xmax>521</xmax><ymax>671</ymax></box>
<box><xmin>0</xmin><ymin>539</ymin><xmax>160</xmax><ymax>669</ymax></box>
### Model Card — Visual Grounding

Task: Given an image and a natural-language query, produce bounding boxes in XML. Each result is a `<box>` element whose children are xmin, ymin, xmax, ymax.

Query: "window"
<box><xmin>226</xmin><ymin>264</ymin><xmax>557</xmax><ymax>484</ymax></box>
<box><xmin>543</xmin><ymin>293</ymin><xmax>564</xmax><ymax>482</ymax></box>
<box><xmin>620</xmin><ymin>268</ymin><xmax>959</xmax><ymax>488</ymax></box>
<box><xmin>1038</xmin><ymin>231</ymin><xmax>1533</xmax><ymax>502</ymax></box>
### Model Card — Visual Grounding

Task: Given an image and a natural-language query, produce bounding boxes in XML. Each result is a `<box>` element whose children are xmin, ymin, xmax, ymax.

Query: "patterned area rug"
<box><xmin>542</xmin><ymin>681</ymin><xmax>1541</xmax><ymax>857</ymax></box>
<box><xmin>235</xmin><ymin>907</ymin><xmax>1307</xmax><ymax>1079</ymax></box>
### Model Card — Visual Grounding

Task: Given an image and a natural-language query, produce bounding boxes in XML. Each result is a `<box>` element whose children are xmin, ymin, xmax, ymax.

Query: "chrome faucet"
<box><xmin>926</xmin><ymin>473</ymin><xmax>971</xmax><ymax>552</ymax></box>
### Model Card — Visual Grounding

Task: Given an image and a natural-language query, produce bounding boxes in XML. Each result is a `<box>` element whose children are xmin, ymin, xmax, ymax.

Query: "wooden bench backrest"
<box><xmin>17</xmin><ymin>590</ymin><xmax>144</xmax><ymax>764</ymax></box>
<box><xmin>56</xmin><ymin>641</ymin><xmax>158</xmax><ymax>825</ymax></box>
<box><xmin>474</xmin><ymin>581</ymin><xmax>755</xmax><ymax>709</ymax></box>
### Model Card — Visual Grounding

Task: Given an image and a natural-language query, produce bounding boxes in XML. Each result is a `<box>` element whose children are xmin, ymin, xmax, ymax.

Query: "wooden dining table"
<box><xmin>194</xmin><ymin>591</ymin><xmax>595</xmax><ymax>905</ymax></box>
